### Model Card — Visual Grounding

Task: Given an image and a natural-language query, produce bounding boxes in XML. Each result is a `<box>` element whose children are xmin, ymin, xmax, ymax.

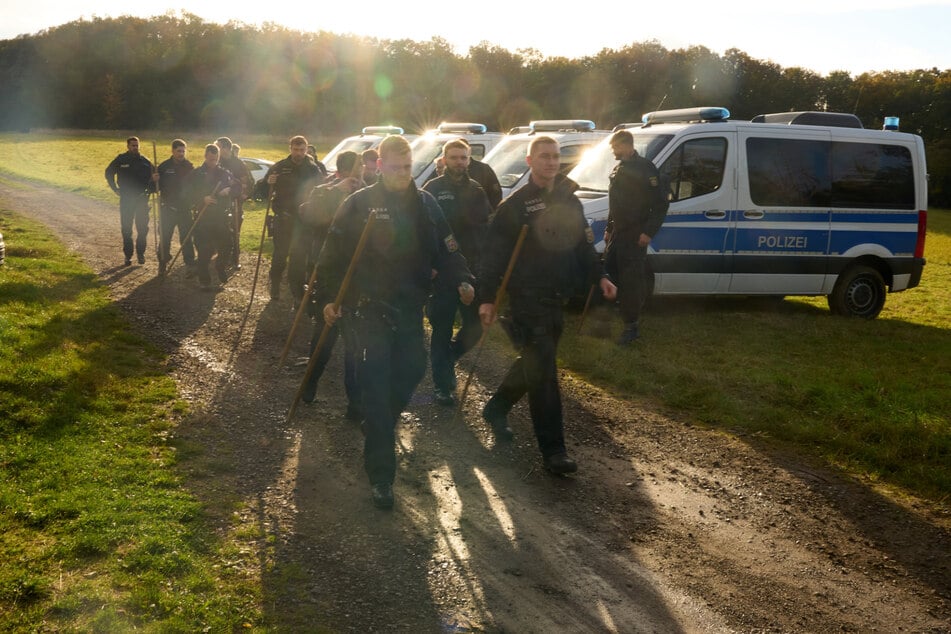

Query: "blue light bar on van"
<box><xmin>641</xmin><ymin>107</ymin><xmax>730</xmax><ymax>124</ymax></box>
<box><xmin>530</xmin><ymin>119</ymin><xmax>597</xmax><ymax>132</ymax></box>
<box><xmin>437</xmin><ymin>122</ymin><xmax>488</xmax><ymax>134</ymax></box>
<box><xmin>883</xmin><ymin>116</ymin><xmax>900</xmax><ymax>131</ymax></box>
<box><xmin>362</xmin><ymin>126</ymin><xmax>404</xmax><ymax>135</ymax></box>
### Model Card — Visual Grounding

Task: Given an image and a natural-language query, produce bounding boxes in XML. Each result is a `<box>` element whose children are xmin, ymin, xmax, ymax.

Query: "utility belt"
<box><xmin>509</xmin><ymin>288</ymin><xmax>567</xmax><ymax>307</ymax></box>
<box><xmin>354</xmin><ymin>296</ymin><xmax>402</xmax><ymax>332</ymax></box>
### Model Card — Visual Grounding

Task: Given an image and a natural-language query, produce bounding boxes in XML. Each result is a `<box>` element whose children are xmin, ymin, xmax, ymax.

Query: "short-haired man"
<box><xmin>105</xmin><ymin>136</ymin><xmax>155</xmax><ymax>266</ymax></box>
<box><xmin>604</xmin><ymin>129</ymin><xmax>669</xmax><ymax>344</ymax></box>
<box><xmin>361</xmin><ymin>148</ymin><xmax>380</xmax><ymax>187</ymax></box>
<box><xmin>185</xmin><ymin>144</ymin><xmax>238</xmax><ymax>291</ymax></box>
<box><xmin>155</xmin><ymin>139</ymin><xmax>195</xmax><ymax>276</ymax></box>
<box><xmin>215</xmin><ymin>137</ymin><xmax>254</xmax><ymax>269</ymax></box>
<box><xmin>478</xmin><ymin>136</ymin><xmax>616</xmax><ymax>474</ymax></box>
<box><xmin>265</xmin><ymin>135</ymin><xmax>326</xmax><ymax>302</ymax></box>
<box><xmin>313</xmin><ymin>135</ymin><xmax>474</xmax><ymax>510</ymax></box>
<box><xmin>423</xmin><ymin>138</ymin><xmax>492</xmax><ymax>406</ymax></box>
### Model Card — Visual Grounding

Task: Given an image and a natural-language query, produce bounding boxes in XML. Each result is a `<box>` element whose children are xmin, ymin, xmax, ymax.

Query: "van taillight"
<box><xmin>915</xmin><ymin>210</ymin><xmax>927</xmax><ymax>259</ymax></box>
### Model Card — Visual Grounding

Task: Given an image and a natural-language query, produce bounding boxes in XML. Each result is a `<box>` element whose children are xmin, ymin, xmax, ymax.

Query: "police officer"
<box><xmin>299</xmin><ymin>150</ymin><xmax>365</xmax><ymax>419</ymax></box>
<box><xmin>215</xmin><ymin>137</ymin><xmax>254</xmax><ymax>269</ymax></box>
<box><xmin>186</xmin><ymin>144</ymin><xmax>238</xmax><ymax>291</ymax></box>
<box><xmin>105</xmin><ymin>136</ymin><xmax>155</xmax><ymax>266</ymax></box>
<box><xmin>467</xmin><ymin>155</ymin><xmax>503</xmax><ymax>211</ymax></box>
<box><xmin>604</xmin><ymin>129</ymin><xmax>669</xmax><ymax>344</ymax></box>
<box><xmin>478</xmin><ymin>135</ymin><xmax>616</xmax><ymax>475</ymax></box>
<box><xmin>266</xmin><ymin>135</ymin><xmax>325</xmax><ymax>303</ymax></box>
<box><xmin>155</xmin><ymin>139</ymin><xmax>195</xmax><ymax>276</ymax></box>
<box><xmin>315</xmin><ymin>135</ymin><xmax>474</xmax><ymax>510</ymax></box>
<box><xmin>423</xmin><ymin>138</ymin><xmax>491</xmax><ymax>406</ymax></box>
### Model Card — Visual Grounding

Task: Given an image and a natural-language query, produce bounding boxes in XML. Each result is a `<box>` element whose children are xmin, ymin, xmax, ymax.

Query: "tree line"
<box><xmin>1</xmin><ymin>14</ymin><xmax>949</xmax><ymax>205</ymax></box>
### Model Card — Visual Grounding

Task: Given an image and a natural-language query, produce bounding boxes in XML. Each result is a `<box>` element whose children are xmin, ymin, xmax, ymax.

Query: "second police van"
<box><xmin>569</xmin><ymin>107</ymin><xmax>928</xmax><ymax>318</ymax></box>
<box><xmin>410</xmin><ymin>122</ymin><xmax>504</xmax><ymax>187</ymax></box>
<box><xmin>483</xmin><ymin>119</ymin><xmax>610</xmax><ymax>199</ymax></box>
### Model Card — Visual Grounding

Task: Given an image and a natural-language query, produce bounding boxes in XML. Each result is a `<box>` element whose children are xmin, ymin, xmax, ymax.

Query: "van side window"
<box><xmin>747</xmin><ymin>138</ymin><xmax>831</xmax><ymax>206</ymax></box>
<box><xmin>831</xmin><ymin>142</ymin><xmax>914</xmax><ymax>210</ymax></box>
<box><xmin>659</xmin><ymin>137</ymin><xmax>727</xmax><ymax>202</ymax></box>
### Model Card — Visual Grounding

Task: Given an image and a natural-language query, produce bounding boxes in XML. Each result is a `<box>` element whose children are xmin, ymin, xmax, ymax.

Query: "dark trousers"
<box><xmin>270</xmin><ymin>213</ymin><xmax>310</xmax><ymax>301</ymax></box>
<box><xmin>484</xmin><ymin>297</ymin><xmax>566</xmax><ymax>458</ymax></box>
<box><xmin>355</xmin><ymin>305</ymin><xmax>427</xmax><ymax>486</ymax></box>
<box><xmin>194</xmin><ymin>213</ymin><xmax>232</xmax><ymax>285</ymax></box>
<box><xmin>305</xmin><ymin>316</ymin><xmax>360</xmax><ymax>406</ymax></box>
<box><xmin>160</xmin><ymin>205</ymin><xmax>195</xmax><ymax>265</ymax></box>
<box><xmin>426</xmin><ymin>286</ymin><xmax>481</xmax><ymax>392</ymax></box>
<box><xmin>119</xmin><ymin>194</ymin><xmax>150</xmax><ymax>259</ymax></box>
<box><xmin>606</xmin><ymin>238</ymin><xmax>649</xmax><ymax>324</ymax></box>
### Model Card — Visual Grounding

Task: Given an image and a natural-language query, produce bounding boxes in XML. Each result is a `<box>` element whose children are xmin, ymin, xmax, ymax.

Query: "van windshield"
<box><xmin>569</xmin><ymin>134</ymin><xmax>673</xmax><ymax>192</ymax></box>
<box><xmin>484</xmin><ymin>138</ymin><xmax>532</xmax><ymax>188</ymax></box>
<box><xmin>323</xmin><ymin>138</ymin><xmax>377</xmax><ymax>172</ymax></box>
<box><xmin>411</xmin><ymin>138</ymin><xmax>444</xmax><ymax>179</ymax></box>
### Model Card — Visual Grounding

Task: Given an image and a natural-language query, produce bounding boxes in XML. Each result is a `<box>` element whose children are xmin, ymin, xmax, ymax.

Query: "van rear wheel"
<box><xmin>828</xmin><ymin>265</ymin><xmax>886</xmax><ymax>319</ymax></box>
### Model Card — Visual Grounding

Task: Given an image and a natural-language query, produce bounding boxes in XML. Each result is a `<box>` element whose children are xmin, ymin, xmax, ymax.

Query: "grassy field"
<box><xmin>0</xmin><ymin>210</ymin><xmax>261</xmax><ymax>630</ymax></box>
<box><xmin>562</xmin><ymin>210</ymin><xmax>951</xmax><ymax>503</ymax></box>
<box><xmin>0</xmin><ymin>130</ymin><xmax>949</xmax><ymax>627</ymax></box>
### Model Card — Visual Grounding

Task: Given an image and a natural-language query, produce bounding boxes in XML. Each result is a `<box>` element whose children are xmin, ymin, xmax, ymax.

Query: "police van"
<box><xmin>482</xmin><ymin>119</ymin><xmax>609</xmax><ymax>199</ymax></box>
<box><xmin>321</xmin><ymin>126</ymin><xmax>408</xmax><ymax>176</ymax></box>
<box><xmin>411</xmin><ymin>122</ymin><xmax>504</xmax><ymax>187</ymax></box>
<box><xmin>569</xmin><ymin>107</ymin><xmax>928</xmax><ymax>318</ymax></box>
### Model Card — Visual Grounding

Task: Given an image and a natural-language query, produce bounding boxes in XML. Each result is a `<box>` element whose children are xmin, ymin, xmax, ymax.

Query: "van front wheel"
<box><xmin>828</xmin><ymin>265</ymin><xmax>886</xmax><ymax>319</ymax></box>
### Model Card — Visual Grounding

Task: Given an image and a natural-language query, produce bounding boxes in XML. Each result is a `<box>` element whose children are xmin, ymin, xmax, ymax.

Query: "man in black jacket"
<box><xmin>604</xmin><ymin>129</ymin><xmax>669</xmax><ymax>344</ymax></box>
<box><xmin>185</xmin><ymin>144</ymin><xmax>238</xmax><ymax>291</ymax></box>
<box><xmin>423</xmin><ymin>139</ymin><xmax>491</xmax><ymax>406</ymax></box>
<box><xmin>155</xmin><ymin>139</ymin><xmax>195</xmax><ymax>276</ymax></box>
<box><xmin>478</xmin><ymin>136</ymin><xmax>616</xmax><ymax>475</ymax></box>
<box><xmin>265</xmin><ymin>135</ymin><xmax>325</xmax><ymax>303</ymax></box>
<box><xmin>105</xmin><ymin>136</ymin><xmax>155</xmax><ymax>266</ymax></box>
<box><xmin>314</xmin><ymin>135</ymin><xmax>474</xmax><ymax>510</ymax></box>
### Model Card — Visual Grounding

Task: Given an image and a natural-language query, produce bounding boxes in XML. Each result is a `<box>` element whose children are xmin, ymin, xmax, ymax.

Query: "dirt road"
<box><xmin>3</xmin><ymin>176</ymin><xmax>949</xmax><ymax>632</ymax></box>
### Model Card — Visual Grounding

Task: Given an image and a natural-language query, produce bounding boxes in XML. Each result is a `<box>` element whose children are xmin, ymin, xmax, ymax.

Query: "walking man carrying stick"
<box><xmin>478</xmin><ymin>135</ymin><xmax>616</xmax><ymax>474</ymax></box>
<box><xmin>310</xmin><ymin>135</ymin><xmax>474</xmax><ymax>510</ymax></box>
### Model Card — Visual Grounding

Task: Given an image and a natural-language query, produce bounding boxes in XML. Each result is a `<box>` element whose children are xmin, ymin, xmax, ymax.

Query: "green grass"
<box><xmin>0</xmin><ymin>210</ymin><xmax>262</xmax><ymax>631</ymax></box>
<box><xmin>561</xmin><ymin>208</ymin><xmax>951</xmax><ymax>505</ymax></box>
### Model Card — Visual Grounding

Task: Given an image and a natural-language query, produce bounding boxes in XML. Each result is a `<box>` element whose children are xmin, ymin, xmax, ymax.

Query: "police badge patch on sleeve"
<box><xmin>584</xmin><ymin>227</ymin><xmax>595</xmax><ymax>244</ymax></box>
<box><xmin>649</xmin><ymin>176</ymin><xmax>659</xmax><ymax>187</ymax></box>
<box><xmin>444</xmin><ymin>234</ymin><xmax>459</xmax><ymax>253</ymax></box>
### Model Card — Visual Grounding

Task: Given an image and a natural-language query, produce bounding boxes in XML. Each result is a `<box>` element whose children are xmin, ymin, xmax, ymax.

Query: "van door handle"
<box><xmin>743</xmin><ymin>209</ymin><xmax>765</xmax><ymax>220</ymax></box>
<box><xmin>704</xmin><ymin>209</ymin><xmax>726</xmax><ymax>219</ymax></box>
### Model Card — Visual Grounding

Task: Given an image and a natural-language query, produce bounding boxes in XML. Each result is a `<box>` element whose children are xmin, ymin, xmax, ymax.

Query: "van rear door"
<box><xmin>652</xmin><ymin>131</ymin><xmax>736</xmax><ymax>293</ymax></box>
<box><xmin>732</xmin><ymin>128</ymin><xmax>832</xmax><ymax>294</ymax></box>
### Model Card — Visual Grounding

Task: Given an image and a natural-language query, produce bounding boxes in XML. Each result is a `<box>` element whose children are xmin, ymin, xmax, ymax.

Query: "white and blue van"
<box><xmin>483</xmin><ymin>120</ymin><xmax>609</xmax><ymax>199</ymax></box>
<box><xmin>410</xmin><ymin>122</ymin><xmax>504</xmax><ymax>187</ymax></box>
<box><xmin>569</xmin><ymin>107</ymin><xmax>928</xmax><ymax>318</ymax></box>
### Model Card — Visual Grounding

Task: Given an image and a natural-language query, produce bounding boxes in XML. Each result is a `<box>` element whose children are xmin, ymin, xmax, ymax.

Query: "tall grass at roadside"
<box><xmin>0</xmin><ymin>210</ymin><xmax>262</xmax><ymax>631</ymax></box>
<box><xmin>561</xmin><ymin>209</ymin><xmax>951</xmax><ymax>505</ymax></box>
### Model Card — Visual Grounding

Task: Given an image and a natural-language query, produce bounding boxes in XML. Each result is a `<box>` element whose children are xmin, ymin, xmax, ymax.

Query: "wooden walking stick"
<box><xmin>278</xmin><ymin>265</ymin><xmax>319</xmax><ymax>366</ymax></box>
<box><xmin>166</xmin><ymin>182</ymin><xmax>222</xmax><ymax>274</ymax></box>
<box><xmin>577</xmin><ymin>283</ymin><xmax>597</xmax><ymax>334</ymax></box>
<box><xmin>151</xmin><ymin>141</ymin><xmax>163</xmax><ymax>270</ymax></box>
<box><xmin>286</xmin><ymin>211</ymin><xmax>377</xmax><ymax>422</ymax></box>
<box><xmin>245</xmin><ymin>185</ymin><xmax>275</xmax><ymax>306</ymax></box>
<box><xmin>456</xmin><ymin>224</ymin><xmax>529</xmax><ymax>418</ymax></box>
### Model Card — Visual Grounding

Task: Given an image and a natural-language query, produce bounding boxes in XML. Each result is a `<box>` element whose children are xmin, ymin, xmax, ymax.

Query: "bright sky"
<box><xmin>2</xmin><ymin>1</ymin><xmax>949</xmax><ymax>76</ymax></box>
